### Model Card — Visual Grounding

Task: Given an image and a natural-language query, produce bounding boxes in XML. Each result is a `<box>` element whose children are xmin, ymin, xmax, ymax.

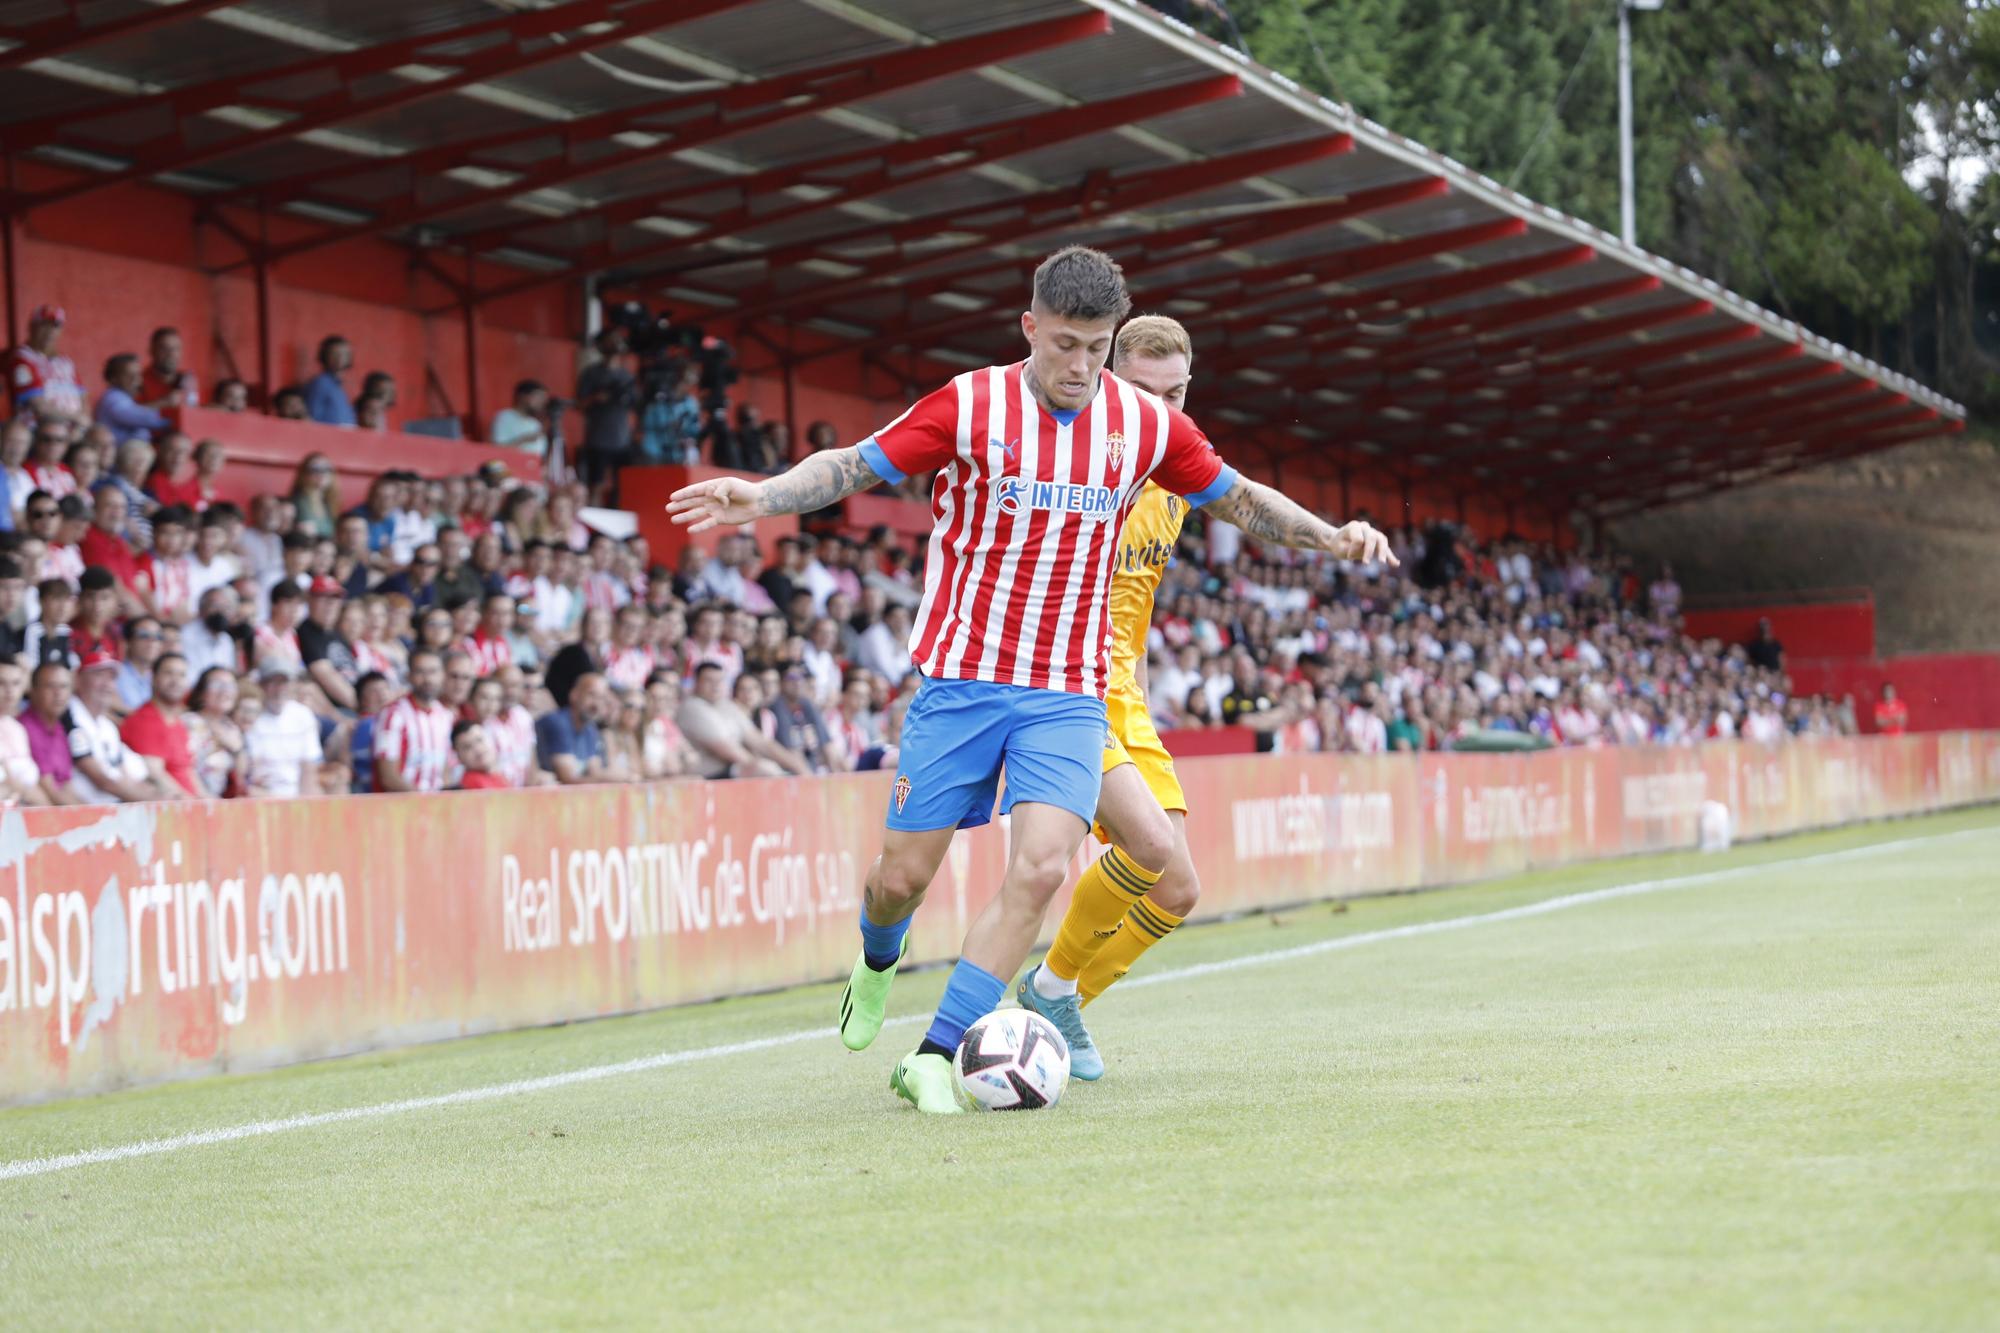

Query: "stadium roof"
<box><xmin>1</xmin><ymin>0</ymin><xmax>1966</xmax><ymax>519</ymax></box>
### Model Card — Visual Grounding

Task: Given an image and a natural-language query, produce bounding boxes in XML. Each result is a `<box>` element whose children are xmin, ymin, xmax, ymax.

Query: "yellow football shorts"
<box><xmin>1097</xmin><ymin>685</ymin><xmax>1186</xmax><ymax>842</ymax></box>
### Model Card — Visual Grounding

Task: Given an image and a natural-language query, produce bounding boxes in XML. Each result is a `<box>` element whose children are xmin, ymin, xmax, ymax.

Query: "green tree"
<box><xmin>1228</xmin><ymin>0</ymin><xmax>2000</xmax><ymax>412</ymax></box>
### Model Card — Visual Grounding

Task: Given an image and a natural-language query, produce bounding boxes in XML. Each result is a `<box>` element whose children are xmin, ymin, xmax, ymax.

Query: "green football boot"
<box><xmin>838</xmin><ymin>937</ymin><xmax>906</xmax><ymax>1051</ymax></box>
<box><xmin>890</xmin><ymin>1049</ymin><xmax>963</xmax><ymax>1114</ymax></box>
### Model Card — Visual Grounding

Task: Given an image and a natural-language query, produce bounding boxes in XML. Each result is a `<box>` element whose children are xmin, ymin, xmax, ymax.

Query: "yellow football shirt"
<box><xmin>1106</xmin><ymin>481</ymin><xmax>1189</xmax><ymax>703</ymax></box>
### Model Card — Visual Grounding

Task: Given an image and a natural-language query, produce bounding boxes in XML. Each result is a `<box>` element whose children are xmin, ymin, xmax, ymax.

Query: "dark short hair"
<box><xmin>151</xmin><ymin>326</ymin><xmax>179</xmax><ymax>344</ymax></box>
<box><xmin>317</xmin><ymin>335</ymin><xmax>348</xmax><ymax>364</ymax></box>
<box><xmin>37</xmin><ymin>577</ymin><xmax>73</xmax><ymax>601</ymax></box>
<box><xmin>79</xmin><ymin>566</ymin><xmax>116</xmax><ymax>595</ymax></box>
<box><xmin>153</xmin><ymin>652</ymin><xmax>187</xmax><ymax>675</ymax></box>
<box><xmin>269</xmin><ymin>579</ymin><xmax>305</xmax><ymax>604</ymax></box>
<box><xmin>103</xmin><ymin>353</ymin><xmax>140</xmax><ymax>382</ymax></box>
<box><xmin>273</xmin><ymin>385</ymin><xmax>306</xmax><ymax>407</ymax></box>
<box><xmin>1031</xmin><ymin>245</ymin><xmax>1131</xmax><ymax>324</ymax></box>
<box><xmin>451</xmin><ymin>719</ymin><xmax>482</xmax><ymax>744</ymax></box>
<box><xmin>0</xmin><ymin>556</ymin><xmax>20</xmax><ymax>582</ymax></box>
<box><xmin>355</xmin><ymin>671</ymin><xmax>387</xmax><ymax>696</ymax></box>
<box><xmin>408</xmin><ymin>647</ymin><xmax>443</xmax><ymax>669</ymax></box>
<box><xmin>31</xmin><ymin>661</ymin><xmax>69</xmax><ymax>687</ymax></box>
<box><xmin>514</xmin><ymin>379</ymin><xmax>545</xmax><ymax>399</ymax></box>
<box><xmin>199</xmin><ymin>507</ymin><xmax>232</xmax><ymax>531</ymax></box>
<box><xmin>57</xmin><ymin>495</ymin><xmax>87</xmax><ymax>521</ymax></box>
<box><xmin>282</xmin><ymin>531</ymin><xmax>315</xmax><ymax>553</ymax></box>
<box><xmin>694</xmin><ymin>661</ymin><xmax>724</xmax><ymax>677</ymax></box>
<box><xmin>153</xmin><ymin>504</ymin><xmax>194</xmax><ymax>530</ymax></box>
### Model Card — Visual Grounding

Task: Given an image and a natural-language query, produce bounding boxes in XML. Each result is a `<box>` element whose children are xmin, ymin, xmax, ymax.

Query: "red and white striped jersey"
<box><xmin>483</xmin><ymin>704</ymin><xmax>536</xmax><ymax>788</ymax></box>
<box><xmin>605</xmin><ymin>643</ymin><xmax>655</xmax><ymax>693</ymax></box>
<box><xmin>374</xmin><ymin>695</ymin><xmax>456</xmax><ymax>792</ymax></box>
<box><xmin>463</xmin><ymin>630</ymin><xmax>512</xmax><ymax>678</ymax></box>
<box><xmin>137</xmin><ymin>553</ymin><xmax>196</xmax><ymax>625</ymax></box>
<box><xmin>859</xmin><ymin>362</ymin><xmax>1234</xmax><ymax>698</ymax></box>
<box><xmin>5</xmin><ymin>347</ymin><xmax>85</xmax><ymax>420</ymax></box>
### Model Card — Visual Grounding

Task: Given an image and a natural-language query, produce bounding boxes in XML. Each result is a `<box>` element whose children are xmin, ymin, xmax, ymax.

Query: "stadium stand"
<box><xmin>0</xmin><ymin>0</ymin><xmax>1971</xmax><ymax>810</ymax></box>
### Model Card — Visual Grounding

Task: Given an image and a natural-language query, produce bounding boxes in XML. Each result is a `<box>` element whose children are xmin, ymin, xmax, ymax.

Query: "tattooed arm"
<box><xmin>1205</xmin><ymin>476</ymin><xmax>1399</xmax><ymax>565</ymax></box>
<box><xmin>667</xmin><ymin>446</ymin><xmax>884</xmax><ymax>533</ymax></box>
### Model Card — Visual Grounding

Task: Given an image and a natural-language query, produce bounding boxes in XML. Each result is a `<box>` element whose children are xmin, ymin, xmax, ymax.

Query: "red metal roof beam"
<box><xmin>240</xmin><ymin>11</ymin><xmax>1113</xmax><ymax>267</ymax></box>
<box><xmin>794</xmin><ymin>175</ymin><xmax>1478</xmax><ymax>363</ymax></box>
<box><xmin>1280</xmin><ymin>273</ymin><xmax>1663</xmax><ymax>376</ymax></box>
<box><xmin>0</xmin><ymin>0</ymin><xmax>242</xmax><ymax>73</ymax></box>
<box><xmin>454</xmin><ymin>76</ymin><xmax>1244</xmax><ymax>307</ymax></box>
<box><xmin>9</xmin><ymin>0</ymin><xmax>760</xmax><ymax>210</ymax></box>
<box><xmin>718</xmin><ymin>132</ymin><xmax>1353</xmax><ymax>326</ymax></box>
<box><xmin>460</xmin><ymin>74</ymin><xmax>1242</xmax><ymax>274</ymax></box>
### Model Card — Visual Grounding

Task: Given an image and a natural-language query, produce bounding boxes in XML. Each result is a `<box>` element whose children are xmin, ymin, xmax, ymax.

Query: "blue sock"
<box><xmin>921</xmin><ymin>959</ymin><xmax>1008</xmax><ymax>1054</ymax></box>
<box><xmin>859</xmin><ymin>910</ymin><xmax>911</xmax><ymax>972</ymax></box>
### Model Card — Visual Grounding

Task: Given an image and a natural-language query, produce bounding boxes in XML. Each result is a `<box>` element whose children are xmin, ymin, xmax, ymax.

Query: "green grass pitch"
<box><xmin>4</xmin><ymin>806</ymin><xmax>1997</xmax><ymax>1329</ymax></box>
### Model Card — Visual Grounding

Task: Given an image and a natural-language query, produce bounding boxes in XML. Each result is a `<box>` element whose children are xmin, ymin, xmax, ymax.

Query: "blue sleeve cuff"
<box><xmin>1185</xmin><ymin>464</ymin><xmax>1238</xmax><ymax>509</ymax></box>
<box><xmin>857</xmin><ymin>437</ymin><xmax>905</xmax><ymax>485</ymax></box>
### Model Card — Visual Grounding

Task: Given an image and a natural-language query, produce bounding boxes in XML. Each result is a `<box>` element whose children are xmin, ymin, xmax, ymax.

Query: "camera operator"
<box><xmin>575</xmin><ymin>328</ymin><xmax>636</xmax><ymax>505</ymax></box>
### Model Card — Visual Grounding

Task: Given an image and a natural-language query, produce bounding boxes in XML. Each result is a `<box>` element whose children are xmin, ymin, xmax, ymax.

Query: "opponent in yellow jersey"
<box><xmin>1017</xmin><ymin>317</ymin><xmax>1207</xmax><ymax>1078</ymax></box>
<box><xmin>1015</xmin><ymin>316</ymin><xmax>1397</xmax><ymax>1081</ymax></box>
<box><xmin>1016</xmin><ymin>314</ymin><xmax>1392</xmax><ymax>1080</ymax></box>
<box><xmin>1102</xmin><ymin>481</ymin><xmax>1191</xmax><ymax>823</ymax></box>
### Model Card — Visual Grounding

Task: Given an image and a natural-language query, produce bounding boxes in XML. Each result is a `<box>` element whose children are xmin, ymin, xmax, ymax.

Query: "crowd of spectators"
<box><xmin>1141</xmin><ymin>522</ymin><xmax>1855</xmax><ymax>754</ymax></box>
<box><xmin>0</xmin><ymin>301</ymin><xmax>1865</xmax><ymax>808</ymax></box>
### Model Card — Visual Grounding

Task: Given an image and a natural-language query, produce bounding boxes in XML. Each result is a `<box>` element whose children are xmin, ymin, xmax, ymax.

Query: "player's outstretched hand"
<box><xmin>1329</xmin><ymin>521</ymin><xmax>1398</xmax><ymax>566</ymax></box>
<box><xmin>667</xmin><ymin>476</ymin><xmax>764</xmax><ymax>533</ymax></box>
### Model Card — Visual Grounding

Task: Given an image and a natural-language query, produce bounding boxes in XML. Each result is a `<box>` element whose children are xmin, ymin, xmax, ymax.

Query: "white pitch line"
<box><xmin>2</xmin><ymin>822</ymin><xmax>1990</xmax><ymax>1183</ymax></box>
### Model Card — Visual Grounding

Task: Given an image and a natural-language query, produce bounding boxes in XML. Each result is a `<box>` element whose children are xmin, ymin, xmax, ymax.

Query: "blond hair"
<box><xmin>1114</xmin><ymin>314</ymin><xmax>1192</xmax><ymax>368</ymax></box>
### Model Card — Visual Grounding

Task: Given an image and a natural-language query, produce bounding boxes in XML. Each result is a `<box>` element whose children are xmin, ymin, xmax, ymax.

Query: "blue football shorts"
<box><xmin>886</xmin><ymin>674</ymin><xmax>1107</xmax><ymax>832</ymax></box>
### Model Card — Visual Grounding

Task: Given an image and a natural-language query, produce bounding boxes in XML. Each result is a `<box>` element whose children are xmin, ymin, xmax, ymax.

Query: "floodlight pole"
<box><xmin>1618</xmin><ymin>0</ymin><xmax>1661</xmax><ymax>248</ymax></box>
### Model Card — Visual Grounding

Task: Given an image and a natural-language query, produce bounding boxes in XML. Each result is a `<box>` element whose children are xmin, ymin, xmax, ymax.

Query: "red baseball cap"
<box><xmin>77</xmin><ymin>649</ymin><xmax>118</xmax><ymax>673</ymax></box>
<box><xmin>29</xmin><ymin>303</ymin><xmax>65</xmax><ymax>327</ymax></box>
<box><xmin>307</xmin><ymin>575</ymin><xmax>344</xmax><ymax>597</ymax></box>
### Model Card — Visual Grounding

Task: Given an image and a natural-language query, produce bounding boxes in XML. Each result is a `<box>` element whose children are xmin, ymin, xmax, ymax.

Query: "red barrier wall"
<box><xmin>1682</xmin><ymin>597</ymin><xmax>1876</xmax><ymax>659</ymax></box>
<box><xmin>169</xmin><ymin>406</ymin><xmax>540</xmax><ymax>509</ymax></box>
<box><xmin>1161</xmin><ymin>727</ymin><xmax>1258</xmax><ymax>758</ymax></box>
<box><xmin>4</xmin><ymin>733</ymin><xmax>1996</xmax><ymax>1104</ymax></box>
<box><xmin>1789</xmin><ymin>654</ymin><xmax>2000</xmax><ymax>733</ymax></box>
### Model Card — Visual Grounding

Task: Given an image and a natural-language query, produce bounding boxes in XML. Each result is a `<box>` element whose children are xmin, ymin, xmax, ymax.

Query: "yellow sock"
<box><xmin>1079</xmin><ymin>897</ymin><xmax>1185</xmax><ymax>1005</ymax></box>
<box><xmin>1044</xmin><ymin>847</ymin><xmax>1163</xmax><ymax>982</ymax></box>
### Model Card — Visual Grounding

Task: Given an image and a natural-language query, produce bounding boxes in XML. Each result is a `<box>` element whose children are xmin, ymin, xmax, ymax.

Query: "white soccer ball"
<box><xmin>953</xmin><ymin>1008</ymin><xmax>1071</xmax><ymax>1111</ymax></box>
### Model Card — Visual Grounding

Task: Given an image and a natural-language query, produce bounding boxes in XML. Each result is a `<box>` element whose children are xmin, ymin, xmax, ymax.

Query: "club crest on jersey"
<box><xmin>1104</xmin><ymin>431</ymin><xmax>1126</xmax><ymax>475</ymax></box>
<box><xmin>893</xmin><ymin>775</ymin><xmax>912</xmax><ymax>813</ymax></box>
<box><xmin>995</xmin><ymin>475</ymin><xmax>1120</xmax><ymax>519</ymax></box>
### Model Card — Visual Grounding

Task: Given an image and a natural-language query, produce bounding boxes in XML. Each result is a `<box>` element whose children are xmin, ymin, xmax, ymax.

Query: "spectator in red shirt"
<box><xmin>147</xmin><ymin>431</ymin><xmax>204</xmax><ymax>510</ymax></box>
<box><xmin>79</xmin><ymin>489</ymin><xmax>145</xmax><ymax>608</ymax></box>
<box><xmin>139</xmin><ymin>326</ymin><xmax>198</xmax><ymax>410</ymax></box>
<box><xmin>121</xmin><ymin>652</ymin><xmax>200</xmax><ymax>797</ymax></box>
<box><xmin>452</xmin><ymin>720</ymin><xmax>508</xmax><ymax>790</ymax></box>
<box><xmin>1872</xmin><ymin>684</ymin><xmax>1910</xmax><ymax>736</ymax></box>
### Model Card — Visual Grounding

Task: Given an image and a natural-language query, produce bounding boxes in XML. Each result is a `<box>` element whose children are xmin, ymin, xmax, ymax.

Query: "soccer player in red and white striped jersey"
<box><xmin>670</xmin><ymin>246</ymin><xmax>1392</xmax><ymax>1112</ymax></box>
<box><xmin>374</xmin><ymin>648</ymin><xmax>456</xmax><ymax>793</ymax></box>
